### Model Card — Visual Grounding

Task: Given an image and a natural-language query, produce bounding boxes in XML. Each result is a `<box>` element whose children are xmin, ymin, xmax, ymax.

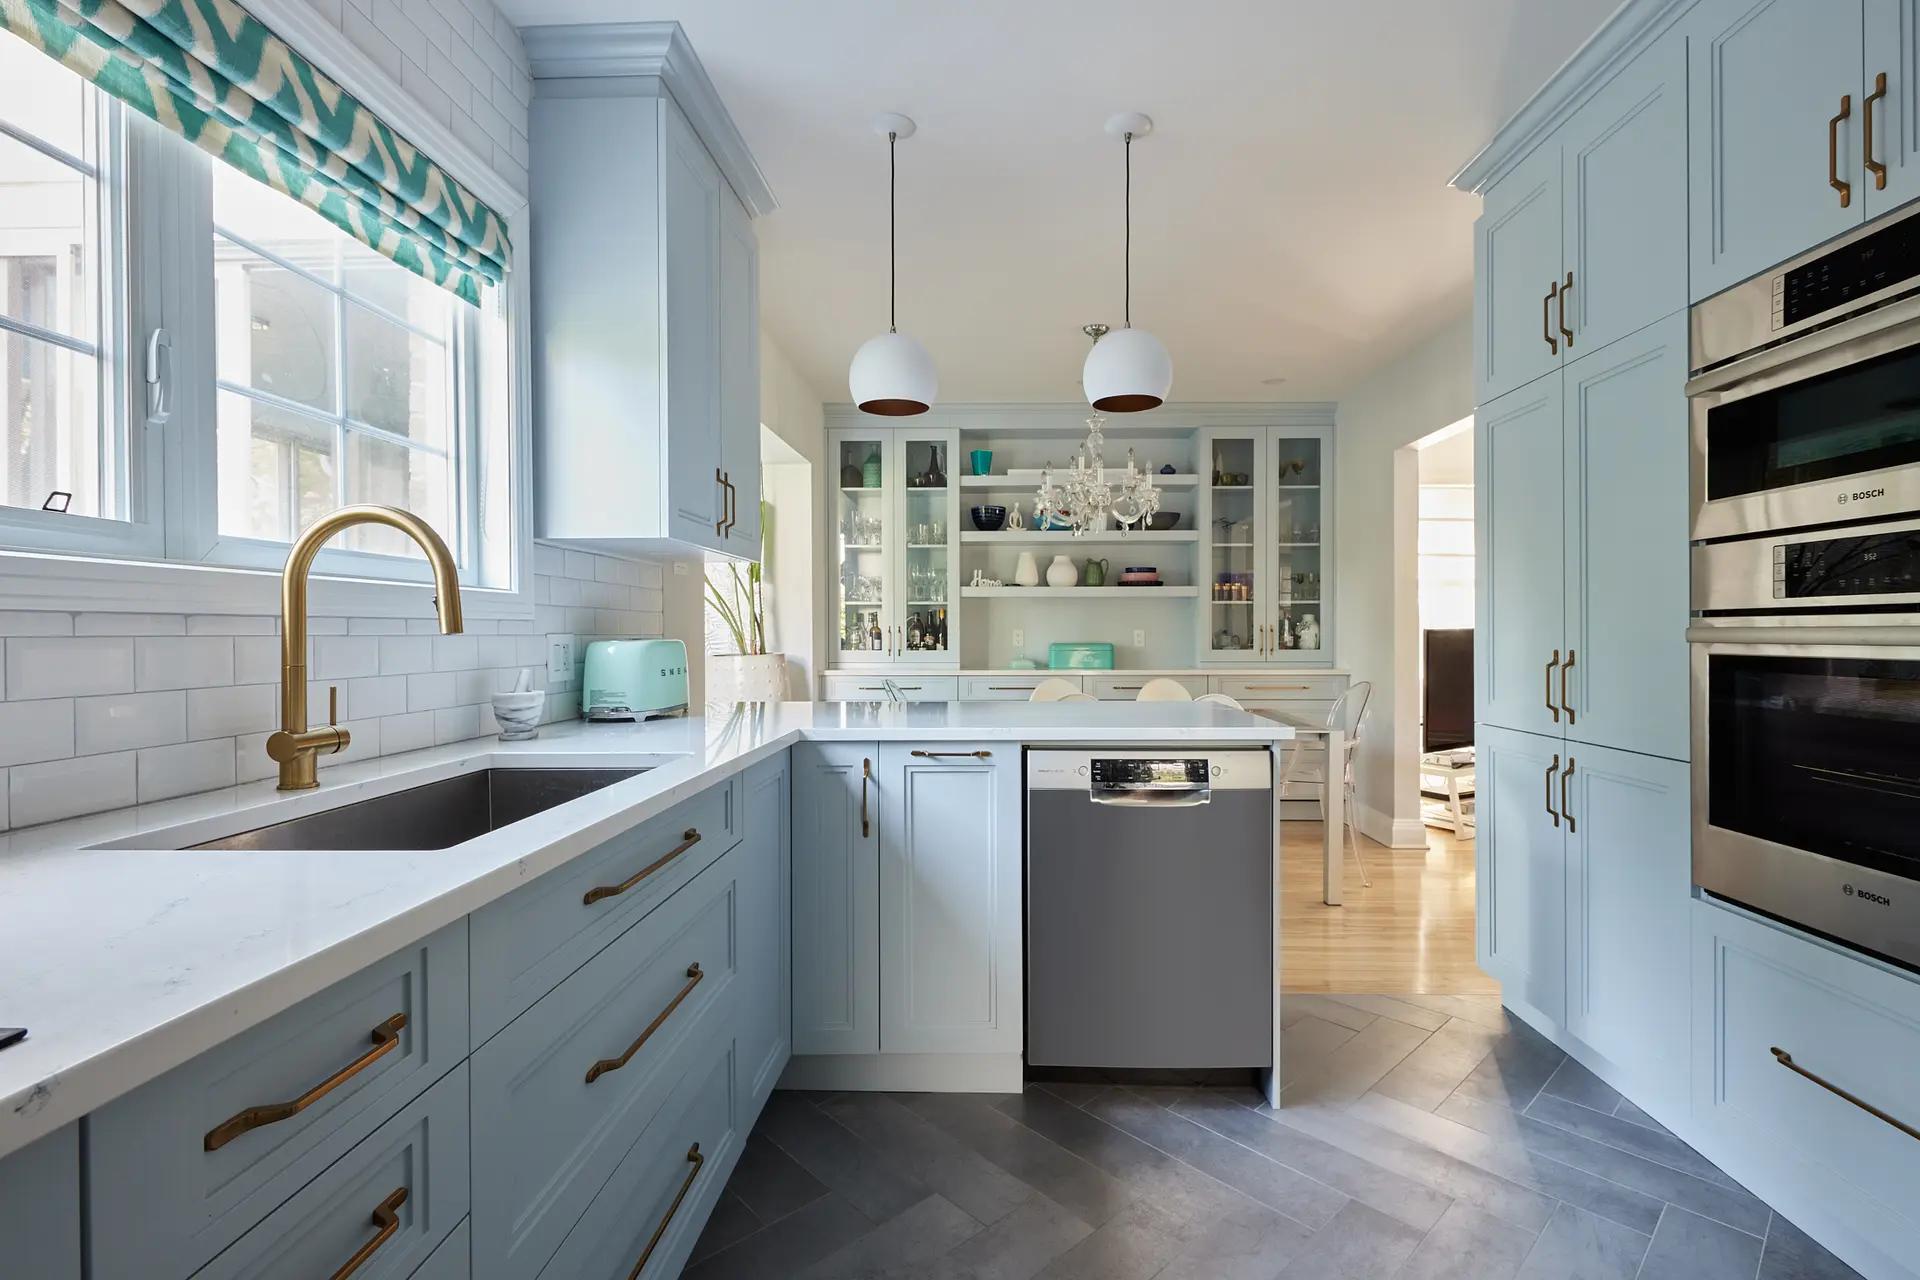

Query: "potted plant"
<box><xmin>705</xmin><ymin>503</ymin><xmax>788</xmax><ymax>703</ymax></box>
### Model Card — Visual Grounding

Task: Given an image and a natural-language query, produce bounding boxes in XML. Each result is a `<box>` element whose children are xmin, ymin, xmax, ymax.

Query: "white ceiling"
<box><xmin>499</xmin><ymin>0</ymin><xmax>1621</xmax><ymax>403</ymax></box>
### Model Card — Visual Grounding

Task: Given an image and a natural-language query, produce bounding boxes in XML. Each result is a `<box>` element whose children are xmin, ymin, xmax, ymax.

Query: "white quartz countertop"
<box><xmin>0</xmin><ymin>701</ymin><xmax>1288</xmax><ymax>1158</ymax></box>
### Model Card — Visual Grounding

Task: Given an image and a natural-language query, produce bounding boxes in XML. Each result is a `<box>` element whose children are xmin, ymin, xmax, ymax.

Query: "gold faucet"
<box><xmin>267</xmin><ymin>505</ymin><xmax>464</xmax><ymax>790</ymax></box>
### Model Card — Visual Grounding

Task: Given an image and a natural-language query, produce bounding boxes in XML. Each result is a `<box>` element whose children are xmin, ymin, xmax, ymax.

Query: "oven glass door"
<box><xmin>1705</xmin><ymin>342</ymin><xmax>1920</xmax><ymax>500</ymax></box>
<box><xmin>1708</xmin><ymin>652</ymin><xmax>1920</xmax><ymax>883</ymax></box>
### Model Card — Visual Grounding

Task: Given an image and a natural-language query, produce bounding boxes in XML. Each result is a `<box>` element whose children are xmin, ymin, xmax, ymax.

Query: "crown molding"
<box><xmin>1449</xmin><ymin>0</ymin><xmax>1691</xmax><ymax>195</ymax></box>
<box><xmin>520</xmin><ymin>20</ymin><xmax>776</xmax><ymax>218</ymax></box>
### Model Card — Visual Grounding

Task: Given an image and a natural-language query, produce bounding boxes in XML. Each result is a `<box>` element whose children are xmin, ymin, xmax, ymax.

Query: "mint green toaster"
<box><xmin>581</xmin><ymin>638</ymin><xmax>688</xmax><ymax>720</ymax></box>
<box><xmin>1047</xmin><ymin>642</ymin><xmax>1115</xmax><ymax>670</ymax></box>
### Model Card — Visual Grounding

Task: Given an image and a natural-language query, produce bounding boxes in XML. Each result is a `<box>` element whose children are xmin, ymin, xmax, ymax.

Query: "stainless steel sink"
<box><xmin>190</xmin><ymin>768</ymin><xmax>647</xmax><ymax>851</ymax></box>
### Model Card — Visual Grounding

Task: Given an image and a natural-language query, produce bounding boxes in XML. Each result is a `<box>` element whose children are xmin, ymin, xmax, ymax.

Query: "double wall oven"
<box><xmin>1689</xmin><ymin>203</ymin><xmax>1920</xmax><ymax>971</ymax></box>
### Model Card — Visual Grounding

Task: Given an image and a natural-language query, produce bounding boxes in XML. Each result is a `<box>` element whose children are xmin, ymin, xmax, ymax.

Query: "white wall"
<box><xmin>759</xmin><ymin>333</ymin><xmax>826</xmax><ymax>695</ymax></box>
<box><xmin>1333</xmin><ymin>309</ymin><xmax>1474</xmax><ymax>847</ymax></box>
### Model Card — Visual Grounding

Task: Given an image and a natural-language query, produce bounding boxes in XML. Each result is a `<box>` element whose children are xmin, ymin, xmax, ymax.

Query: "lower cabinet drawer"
<box><xmin>90</xmin><ymin>921</ymin><xmax>468</xmax><ymax>1280</ymax></box>
<box><xmin>191</xmin><ymin>1064</ymin><xmax>469</xmax><ymax>1280</ymax></box>
<box><xmin>1693</xmin><ymin>901</ymin><xmax>1920</xmax><ymax>1270</ymax></box>
<box><xmin>959</xmin><ymin>675</ymin><xmax>1080</xmax><ymax>701</ymax></box>
<box><xmin>471</xmin><ymin>845</ymin><xmax>740</xmax><ymax>1280</ymax></box>
<box><xmin>469</xmin><ymin>778</ymin><xmax>738</xmax><ymax>1045</ymax></box>
<box><xmin>822</xmin><ymin>675</ymin><xmax>958</xmax><ymax>702</ymax></box>
<box><xmin>1086</xmin><ymin>675</ymin><xmax>1197</xmax><ymax>700</ymax></box>
<box><xmin>412</xmin><ymin>1218</ymin><xmax>470</xmax><ymax>1280</ymax></box>
<box><xmin>539</xmin><ymin>1020</ymin><xmax>739</xmax><ymax>1280</ymax></box>
<box><xmin>1211</xmin><ymin>674</ymin><xmax>1348</xmax><ymax>702</ymax></box>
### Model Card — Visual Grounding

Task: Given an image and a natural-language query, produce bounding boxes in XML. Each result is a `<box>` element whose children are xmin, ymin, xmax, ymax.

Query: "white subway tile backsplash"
<box><xmin>345</xmin><ymin>675</ymin><xmax>408</xmax><ymax>719</ymax></box>
<box><xmin>0</xmin><ymin>767</ymin><xmax>8</xmax><ymax>831</ymax></box>
<box><xmin>187</xmin><ymin>684</ymin><xmax>276</xmax><ymax>739</ymax></box>
<box><xmin>11</xmin><ymin>751</ymin><xmax>135</xmax><ymax>827</ymax></box>
<box><xmin>0</xmin><ymin>611</ymin><xmax>74</xmax><ymax>636</ymax></box>
<box><xmin>234</xmin><ymin>635</ymin><xmax>279</xmax><ymax>685</ymax></box>
<box><xmin>380</xmin><ymin>709</ymin><xmax>436</xmax><ymax>754</ymax></box>
<box><xmin>234</xmin><ymin>733</ymin><xmax>275</xmax><ymax>784</ymax></box>
<box><xmin>137</xmin><ymin>739</ymin><xmax>235</xmax><ymax>803</ymax></box>
<box><xmin>75</xmin><ymin>613</ymin><xmax>187</xmax><ymax>636</ymax></box>
<box><xmin>564</xmin><ymin>550</ymin><xmax>596</xmax><ymax>580</ymax></box>
<box><xmin>405</xmin><ymin>618</ymin><xmax>441</xmax><ymax>635</ymax></box>
<box><xmin>451</xmin><ymin>667</ymin><xmax>493</xmax><ymax>705</ymax></box>
<box><xmin>188</xmin><ymin>614</ymin><xmax>276</xmax><ymax>635</ymax></box>
<box><xmin>0</xmin><ymin>699</ymin><xmax>76</xmax><ymax>767</ymax></box>
<box><xmin>321</xmin><ymin>718</ymin><xmax>383</xmax><ymax>768</ymax></box>
<box><xmin>311</xmin><ymin>635</ymin><xmax>381</xmax><ymax>679</ymax></box>
<box><xmin>378</xmin><ymin>635</ymin><xmax>434</xmax><ymax>674</ymax></box>
<box><xmin>75</xmin><ymin>691</ymin><xmax>185</xmax><ymax>755</ymax></box>
<box><xmin>348</xmin><ymin>617</ymin><xmax>409</xmax><ymax>635</ymax></box>
<box><xmin>433</xmin><ymin>704</ymin><xmax>480</xmax><ymax>744</ymax></box>
<box><xmin>406</xmin><ymin>671</ymin><xmax>456</xmax><ymax>711</ymax></box>
<box><xmin>341</xmin><ymin>3</ymin><xmax>404</xmax><ymax>83</ymax></box>
<box><xmin>135</xmin><ymin>637</ymin><xmax>235</xmax><ymax>691</ymax></box>
<box><xmin>432</xmin><ymin>634</ymin><xmax>479</xmax><ymax>671</ymax></box>
<box><xmin>10</xmin><ymin>636</ymin><xmax>134</xmax><ymax>698</ymax></box>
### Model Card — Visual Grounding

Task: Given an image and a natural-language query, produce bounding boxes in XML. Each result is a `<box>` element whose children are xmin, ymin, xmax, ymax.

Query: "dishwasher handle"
<box><xmin>1089</xmin><ymin>784</ymin><xmax>1214</xmax><ymax>807</ymax></box>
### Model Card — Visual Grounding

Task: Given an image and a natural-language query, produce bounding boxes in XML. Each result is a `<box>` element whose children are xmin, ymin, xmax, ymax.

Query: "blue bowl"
<box><xmin>970</xmin><ymin>505</ymin><xmax>1007</xmax><ymax>531</ymax></box>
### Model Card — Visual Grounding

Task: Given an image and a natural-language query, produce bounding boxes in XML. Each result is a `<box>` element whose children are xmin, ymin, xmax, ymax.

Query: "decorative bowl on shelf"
<box><xmin>1118</xmin><ymin>566</ymin><xmax>1162</xmax><ymax>586</ymax></box>
<box><xmin>970</xmin><ymin>505</ymin><xmax>1007</xmax><ymax>531</ymax></box>
<box><xmin>1145</xmin><ymin>512</ymin><xmax>1180</xmax><ymax>531</ymax></box>
<box><xmin>1036</xmin><ymin>514</ymin><xmax>1074</xmax><ymax>532</ymax></box>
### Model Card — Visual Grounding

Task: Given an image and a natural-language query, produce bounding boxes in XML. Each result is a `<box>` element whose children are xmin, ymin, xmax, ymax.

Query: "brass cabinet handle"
<box><xmin>987</xmin><ymin>685</ymin><xmax>1041</xmax><ymax>691</ymax></box>
<box><xmin>329</xmin><ymin>1186</ymin><xmax>408</xmax><ymax>1280</ymax></box>
<box><xmin>1246</xmin><ymin>683</ymin><xmax>1310</xmax><ymax>691</ymax></box>
<box><xmin>911</xmin><ymin>749</ymin><xmax>992</xmax><ymax>759</ymax></box>
<box><xmin>1561</xmin><ymin>756</ymin><xmax>1576</xmax><ymax>833</ymax></box>
<box><xmin>583</xmin><ymin>829</ymin><xmax>702</xmax><ymax>906</ymax></box>
<box><xmin>585</xmin><ymin>964</ymin><xmax>704</xmax><ymax>1084</ymax></box>
<box><xmin>1109</xmin><ymin>685</ymin><xmax>1145</xmax><ymax>692</ymax></box>
<box><xmin>714</xmin><ymin>468</ymin><xmax>728</xmax><ymax>536</ymax></box>
<box><xmin>1559</xmin><ymin>270</ymin><xmax>1575</xmax><ymax>348</ymax></box>
<box><xmin>1831</xmin><ymin>94</ymin><xmax>1854</xmax><ymax>207</ymax></box>
<box><xmin>1867</xmin><ymin>72</ymin><xmax>1890</xmax><ymax>190</ymax></box>
<box><xmin>1561</xmin><ymin>648</ymin><xmax>1576</xmax><ymax>725</ymax></box>
<box><xmin>628</xmin><ymin>1144</ymin><xmax>705</xmax><ymax>1279</ymax></box>
<box><xmin>1544</xmin><ymin>753</ymin><xmax>1561</xmax><ymax>828</ymax></box>
<box><xmin>1542</xmin><ymin>281</ymin><xmax>1560</xmax><ymax>354</ymax></box>
<box><xmin>1772</xmin><ymin>1047</ymin><xmax>1919</xmax><ymax>1143</ymax></box>
<box><xmin>204</xmin><ymin>1013</ymin><xmax>407</xmax><ymax>1152</ymax></box>
<box><xmin>860</xmin><ymin>757</ymin><xmax>872</xmax><ymax>838</ymax></box>
<box><xmin>725</xmin><ymin>473</ymin><xmax>737</xmax><ymax>536</ymax></box>
<box><xmin>1544</xmin><ymin>649</ymin><xmax>1561</xmax><ymax>722</ymax></box>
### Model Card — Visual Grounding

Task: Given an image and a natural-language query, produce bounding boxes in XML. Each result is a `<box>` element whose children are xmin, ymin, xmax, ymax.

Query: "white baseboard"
<box><xmin>777</xmin><ymin>1053</ymin><xmax>1024</xmax><ymax>1093</ymax></box>
<box><xmin>1356</xmin><ymin>802</ymin><xmax>1429</xmax><ymax>849</ymax></box>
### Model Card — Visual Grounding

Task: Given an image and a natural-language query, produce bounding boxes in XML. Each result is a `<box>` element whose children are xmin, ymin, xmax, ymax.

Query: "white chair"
<box><xmin>1280</xmin><ymin>681</ymin><xmax>1374</xmax><ymax>887</ymax></box>
<box><xmin>1028</xmin><ymin>677</ymin><xmax>1084</xmax><ymax>703</ymax></box>
<box><xmin>1135</xmin><ymin>677</ymin><xmax>1194</xmax><ymax>702</ymax></box>
<box><xmin>1056</xmin><ymin>691</ymin><xmax>1097</xmax><ymax>702</ymax></box>
<box><xmin>1194</xmin><ymin>692</ymin><xmax>1245</xmax><ymax>711</ymax></box>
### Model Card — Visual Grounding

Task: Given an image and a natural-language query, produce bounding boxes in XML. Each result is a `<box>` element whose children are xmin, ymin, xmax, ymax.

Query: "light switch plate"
<box><xmin>545</xmin><ymin>633</ymin><xmax>575</xmax><ymax>682</ymax></box>
<box><xmin>1133</xmin><ymin>629</ymin><xmax>1146</xmax><ymax>648</ymax></box>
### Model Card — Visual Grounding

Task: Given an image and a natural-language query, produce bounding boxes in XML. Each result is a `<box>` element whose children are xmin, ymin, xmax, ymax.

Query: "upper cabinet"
<box><xmin>1475</xmin><ymin>32</ymin><xmax>1686</xmax><ymax>402</ymax></box>
<box><xmin>1684</xmin><ymin>0</ymin><xmax>1898</xmax><ymax>299</ymax></box>
<box><xmin>827</xmin><ymin>426</ymin><xmax>961</xmax><ymax>667</ymax></box>
<box><xmin>524</xmin><ymin>25</ymin><xmax>775</xmax><ymax>558</ymax></box>
<box><xmin>1198</xmin><ymin>422</ymin><xmax>1334</xmax><ymax>664</ymax></box>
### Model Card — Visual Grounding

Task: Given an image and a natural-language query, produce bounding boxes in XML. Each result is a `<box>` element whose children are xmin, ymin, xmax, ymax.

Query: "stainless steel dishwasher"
<box><xmin>1026</xmin><ymin>749</ymin><xmax>1273</xmax><ymax>1069</ymax></box>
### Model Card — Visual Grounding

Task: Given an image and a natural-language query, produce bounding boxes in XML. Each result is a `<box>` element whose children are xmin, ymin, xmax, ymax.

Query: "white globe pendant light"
<box><xmin>1083</xmin><ymin>113</ymin><xmax>1172</xmax><ymax>413</ymax></box>
<box><xmin>850</xmin><ymin>114</ymin><xmax>936</xmax><ymax>416</ymax></box>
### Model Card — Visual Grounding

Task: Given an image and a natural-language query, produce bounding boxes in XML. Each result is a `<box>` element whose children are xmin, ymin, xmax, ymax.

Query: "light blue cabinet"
<box><xmin>1476</xmin><ymin>724</ymin><xmax>1567</xmax><ymax>1024</ymax></box>
<box><xmin>1686</xmin><ymin>0</ymin><xmax>1867</xmax><ymax>298</ymax></box>
<box><xmin>877</xmin><ymin>744</ymin><xmax>1022</xmax><ymax>1055</ymax></box>
<box><xmin>790</xmin><ymin>740</ymin><xmax>882</xmax><ymax>1055</ymax></box>
<box><xmin>0</xmin><ymin>1124</ymin><xmax>80</xmax><ymax>1280</ymax></box>
<box><xmin>1560</xmin><ymin>313</ymin><xmax>1689</xmax><ymax>762</ymax></box>
<box><xmin>1865</xmin><ymin>0</ymin><xmax>1920</xmax><ymax>215</ymax></box>
<box><xmin>1474</xmin><ymin>140</ymin><xmax>1563</xmax><ymax>402</ymax></box>
<box><xmin>719</xmin><ymin>183</ymin><xmax>762</xmax><ymax>556</ymax></box>
<box><xmin>1563</xmin><ymin>743</ymin><xmax>1689</xmax><ymax>1109</ymax></box>
<box><xmin>737</xmin><ymin>752</ymin><xmax>792</xmax><ymax>1111</ymax></box>
<box><xmin>662</xmin><ymin>97</ymin><xmax>727</xmax><ymax>548</ymax></box>
<box><xmin>1476</xmin><ymin>377</ymin><xmax>1564</xmax><ymax>740</ymax></box>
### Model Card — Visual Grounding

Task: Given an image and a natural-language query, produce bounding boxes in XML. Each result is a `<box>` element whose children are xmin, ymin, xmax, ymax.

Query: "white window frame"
<box><xmin>0</xmin><ymin>7</ymin><xmax>535</xmax><ymax>621</ymax></box>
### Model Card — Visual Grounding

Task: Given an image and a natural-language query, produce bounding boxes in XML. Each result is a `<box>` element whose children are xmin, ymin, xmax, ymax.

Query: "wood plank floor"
<box><xmin>683</xmin><ymin>994</ymin><xmax>1863</xmax><ymax>1280</ymax></box>
<box><xmin>1282</xmin><ymin>821</ymin><xmax>1495</xmax><ymax>996</ymax></box>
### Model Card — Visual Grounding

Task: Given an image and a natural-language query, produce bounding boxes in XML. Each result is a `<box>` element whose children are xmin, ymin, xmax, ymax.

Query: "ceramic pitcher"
<box><xmin>1083</xmin><ymin>557</ymin><xmax>1108</xmax><ymax>586</ymax></box>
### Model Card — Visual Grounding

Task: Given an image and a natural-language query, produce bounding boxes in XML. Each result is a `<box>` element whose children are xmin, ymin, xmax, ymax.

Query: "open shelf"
<box><xmin>960</xmin><ymin>471</ymin><xmax>1200</xmax><ymax>489</ymax></box>
<box><xmin>961</xmin><ymin>586</ymin><xmax>1199</xmax><ymax>599</ymax></box>
<box><xmin>959</xmin><ymin>530</ymin><xmax>1197</xmax><ymax>545</ymax></box>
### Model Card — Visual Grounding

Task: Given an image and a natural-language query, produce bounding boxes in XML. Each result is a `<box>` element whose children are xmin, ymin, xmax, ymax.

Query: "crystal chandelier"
<box><xmin>1034</xmin><ymin>410</ymin><xmax>1162</xmax><ymax>536</ymax></box>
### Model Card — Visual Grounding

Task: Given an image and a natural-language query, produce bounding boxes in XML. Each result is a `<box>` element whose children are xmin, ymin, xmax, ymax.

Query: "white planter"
<box><xmin>708</xmin><ymin>653</ymin><xmax>789</xmax><ymax>704</ymax></box>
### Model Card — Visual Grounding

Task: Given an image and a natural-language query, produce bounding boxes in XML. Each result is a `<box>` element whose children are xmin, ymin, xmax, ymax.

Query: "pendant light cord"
<box><xmin>1123</xmin><ymin>131</ymin><xmax>1133</xmax><ymax>328</ymax></box>
<box><xmin>888</xmin><ymin>130</ymin><xmax>898</xmax><ymax>334</ymax></box>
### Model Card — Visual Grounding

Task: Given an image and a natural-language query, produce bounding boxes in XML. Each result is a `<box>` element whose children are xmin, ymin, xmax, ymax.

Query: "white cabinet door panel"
<box><xmin>1477</xmin><ymin>724</ymin><xmax>1567</xmax><ymax>1022</ymax></box>
<box><xmin>662</xmin><ymin>101</ymin><xmax>725</xmax><ymax>550</ymax></box>
<box><xmin>790</xmin><ymin>741</ymin><xmax>880</xmax><ymax>1055</ymax></box>
<box><xmin>1475</xmin><ymin>142</ymin><xmax>1563</xmax><ymax>402</ymax></box>
<box><xmin>1477</xmin><ymin>377</ymin><xmax>1565</xmax><ymax>739</ymax></box>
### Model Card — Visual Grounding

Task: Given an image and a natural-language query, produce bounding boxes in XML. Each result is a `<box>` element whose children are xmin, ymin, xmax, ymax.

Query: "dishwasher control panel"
<box><xmin>1027</xmin><ymin>750</ymin><xmax>1272</xmax><ymax>791</ymax></box>
<box><xmin>1091</xmin><ymin>758</ymin><xmax>1209</xmax><ymax>788</ymax></box>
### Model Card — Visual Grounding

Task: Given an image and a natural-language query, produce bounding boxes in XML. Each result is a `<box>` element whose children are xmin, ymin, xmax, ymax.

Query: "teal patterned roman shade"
<box><xmin>0</xmin><ymin>0</ymin><xmax>510</xmax><ymax>304</ymax></box>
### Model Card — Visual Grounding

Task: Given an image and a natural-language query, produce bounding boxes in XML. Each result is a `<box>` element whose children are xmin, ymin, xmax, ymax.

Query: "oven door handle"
<box><xmin>1089</xmin><ymin>785</ymin><xmax>1213</xmax><ymax>808</ymax></box>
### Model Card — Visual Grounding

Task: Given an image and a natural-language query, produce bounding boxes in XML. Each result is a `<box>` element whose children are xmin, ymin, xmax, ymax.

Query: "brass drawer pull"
<box><xmin>586</xmin><ymin>964</ymin><xmax>704</xmax><ymax>1084</ymax></box>
<box><xmin>1867</xmin><ymin>72</ymin><xmax>1890</xmax><ymax>189</ymax></box>
<box><xmin>204</xmin><ymin>1013</ymin><xmax>407</xmax><ymax>1152</ymax></box>
<box><xmin>861</xmin><ymin>757</ymin><xmax>872</xmax><ymax>837</ymax></box>
<box><xmin>1542</xmin><ymin>280</ymin><xmax>1560</xmax><ymax>354</ymax></box>
<box><xmin>1559</xmin><ymin>270</ymin><xmax>1575</xmax><ymax>348</ymax></box>
<box><xmin>1772</xmin><ymin>1047</ymin><xmax>1918</xmax><ymax>1143</ymax></box>
<box><xmin>629</xmin><ymin>1144</ymin><xmax>705</xmax><ymax>1278</ymax></box>
<box><xmin>911</xmin><ymin>749</ymin><xmax>992</xmax><ymax>759</ymax></box>
<box><xmin>330</xmin><ymin>1186</ymin><xmax>408</xmax><ymax>1280</ymax></box>
<box><xmin>1561</xmin><ymin>756</ymin><xmax>1576</xmax><ymax>833</ymax></box>
<box><xmin>1561</xmin><ymin>648</ymin><xmax>1576</xmax><ymax>725</ymax></box>
<box><xmin>583</xmin><ymin>829</ymin><xmax>702</xmax><ymax>906</ymax></box>
<box><xmin>1544</xmin><ymin>649</ymin><xmax>1561</xmax><ymax>722</ymax></box>
<box><xmin>1245</xmin><ymin>683</ymin><xmax>1310</xmax><ymax>692</ymax></box>
<box><xmin>987</xmin><ymin>685</ymin><xmax>1040</xmax><ymax>691</ymax></box>
<box><xmin>1545</xmin><ymin>753</ymin><xmax>1561</xmax><ymax>828</ymax></box>
<box><xmin>1831</xmin><ymin>94</ymin><xmax>1854</xmax><ymax>208</ymax></box>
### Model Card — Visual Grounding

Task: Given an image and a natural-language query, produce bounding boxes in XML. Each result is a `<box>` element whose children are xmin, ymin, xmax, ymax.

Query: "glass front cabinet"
<box><xmin>828</xmin><ymin>427</ymin><xmax>961</xmax><ymax>667</ymax></box>
<box><xmin>1198</xmin><ymin>422</ymin><xmax>1333</xmax><ymax>665</ymax></box>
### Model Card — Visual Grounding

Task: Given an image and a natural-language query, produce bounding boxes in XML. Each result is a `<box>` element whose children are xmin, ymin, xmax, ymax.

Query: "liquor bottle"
<box><xmin>868</xmin><ymin>616</ymin><xmax>883</xmax><ymax>651</ymax></box>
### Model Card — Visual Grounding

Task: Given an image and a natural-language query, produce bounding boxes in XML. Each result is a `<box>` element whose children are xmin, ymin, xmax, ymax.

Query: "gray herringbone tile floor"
<box><xmin>681</xmin><ymin>993</ymin><xmax>1863</xmax><ymax>1280</ymax></box>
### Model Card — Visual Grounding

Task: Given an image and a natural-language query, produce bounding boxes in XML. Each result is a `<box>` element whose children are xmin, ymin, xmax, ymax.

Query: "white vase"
<box><xmin>1046</xmin><ymin>554</ymin><xmax>1078</xmax><ymax>587</ymax></box>
<box><xmin>707</xmin><ymin>653</ymin><xmax>788</xmax><ymax>705</ymax></box>
<box><xmin>1014</xmin><ymin>552</ymin><xmax>1041</xmax><ymax>587</ymax></box>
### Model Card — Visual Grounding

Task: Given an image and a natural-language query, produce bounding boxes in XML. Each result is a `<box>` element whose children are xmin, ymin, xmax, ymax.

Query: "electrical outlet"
<box><xmin>1012</xmin><ymin>628</ymin><xmax>1024</xmax><ymax>649</ymax></box>
<box><xmin>1133</xmin><ymin>629</ymin><xmax>1146</xmax><ymax>648</ymax></box>
<box><xmin>546</xmin><ymin>633</ymin><xmax>575</xmax><ymax>683</ymax></box>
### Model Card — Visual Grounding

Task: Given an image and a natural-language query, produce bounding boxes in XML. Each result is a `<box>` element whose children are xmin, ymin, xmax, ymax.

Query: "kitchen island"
<box><xmin>0</xmin><ymin>701</ymin><xmax>1289</xmax><ymax>1280</ymax></box>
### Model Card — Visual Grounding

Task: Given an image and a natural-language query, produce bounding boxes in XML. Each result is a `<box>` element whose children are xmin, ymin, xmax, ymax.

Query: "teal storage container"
<box><xmin>1047</xmin><ymin>642</ymin><xmax>1115</xmax><ymax>670</ymax></box>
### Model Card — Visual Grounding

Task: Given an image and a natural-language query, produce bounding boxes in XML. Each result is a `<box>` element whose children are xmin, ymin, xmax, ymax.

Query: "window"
<box><xmin>1418</xmin><ymin>483</ymin><xmax>1475</xmax><ymax>630</ymax></box>
<box><xmin>0</xmin><ymin>39</ymin><xmax>519</xmax><ymax>597</ymax></box>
